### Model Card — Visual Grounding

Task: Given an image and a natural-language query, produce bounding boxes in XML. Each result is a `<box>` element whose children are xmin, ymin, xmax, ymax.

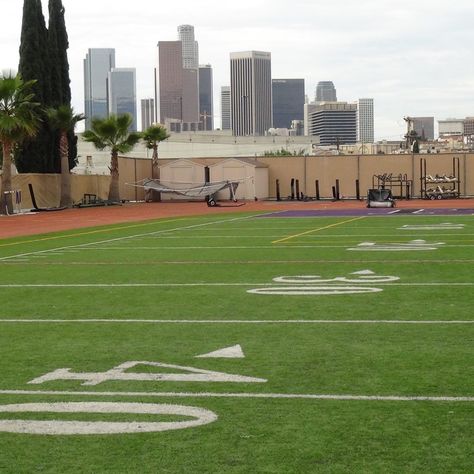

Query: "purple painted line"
<box><xmin>257</xmin><ymin>208</ymin><xmax>474</xmax><ymax>218</ymax></box>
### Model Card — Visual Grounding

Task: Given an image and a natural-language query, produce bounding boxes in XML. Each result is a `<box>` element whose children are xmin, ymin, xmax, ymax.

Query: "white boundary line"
<box><xmin>0</xmin><ymin>389</ymin><xmax>472</xmax><ymax>402</ymax></box>
<box><xmin>0</xmin><ymin>319</ymin><xmax>473</xmax><ymax>324</ymax></box>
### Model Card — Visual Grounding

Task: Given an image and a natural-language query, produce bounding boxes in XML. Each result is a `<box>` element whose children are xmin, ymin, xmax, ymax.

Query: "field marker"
<box><xmin>1</xmin><ymin>389</ymin><xmax>473</xmax><ymax>403</ymax></box>
<box><xmin>272</xmin><ymin>216</ymin><xmax>366</xmax><ymax>244</ymax></box>
<box><xmin>196</xmin><ymin>345</ymin><xmax>245</xmax><ymax>358</ymax></box>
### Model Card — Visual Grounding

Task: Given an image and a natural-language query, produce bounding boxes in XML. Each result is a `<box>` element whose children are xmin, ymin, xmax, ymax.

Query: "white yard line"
<box><xmin>1</xmin><ymin>282</ymin><xmax>474</xmax><ymax>288</ymax></box>
<box><xmin>22</xmin><ymin>244</ymin><xmax>474</xmax><ymax>252</ymax></box>
<box><xmin>0</xmin><ymin>214</ymin><xmax>259</xmax><ymax>262</ymax></box>
<box><xmin>0</xmin><ymin>389</ymin><xmax>472</xmax><ymax>403</ymax></box>
<box><xmin>3</xmin><ymin>259</ymin><xmax>474</xmax><ymax>265</ymax></box>
<box><xmin>0</xmin><ymin>319</ymin><xmax>472</xmax><ymax>324</ymax></box>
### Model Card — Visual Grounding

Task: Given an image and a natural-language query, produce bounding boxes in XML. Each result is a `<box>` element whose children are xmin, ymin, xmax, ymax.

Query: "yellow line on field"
<box><xmin>272</xmin><ymin>216</ymin><xmax>367</xmax><ymax>244</ymax></box>
<box><xmin>0</xmin><ymin>217</ymin><xmax>187</xmax><ymax>248</ymax></box>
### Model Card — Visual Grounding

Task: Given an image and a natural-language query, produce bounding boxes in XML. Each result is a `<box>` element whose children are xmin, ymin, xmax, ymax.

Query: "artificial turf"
<box><xmin>0</xmin><ymin>211</ymin><xmax>473</xmax><ymax>472</ymax></box>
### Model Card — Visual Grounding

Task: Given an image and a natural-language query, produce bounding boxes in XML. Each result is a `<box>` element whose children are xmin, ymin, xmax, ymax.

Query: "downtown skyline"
<box><xmin>2</xmin><ymin>0</ymin><xmax>474</xmax><ymax>139</ymax></box>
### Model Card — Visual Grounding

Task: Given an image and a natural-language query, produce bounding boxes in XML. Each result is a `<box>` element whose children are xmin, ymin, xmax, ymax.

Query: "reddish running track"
<box><xmin>1</xmin><ymin>198</ymin><xmax>474</xmax><ymax>239</ymax></box>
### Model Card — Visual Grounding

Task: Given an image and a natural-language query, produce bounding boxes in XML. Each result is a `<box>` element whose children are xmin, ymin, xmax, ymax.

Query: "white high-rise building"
<box><xmin>357</xmin><ymin>98</ymin><xmax>374</xmax><ymax>143</ymax></box>
<box><xmin>230</xmin><ymin>51</ymin><xmax>272</xmax><ymax>136</ymax></box>
<box><xmin>221</xmin><ymin>86</ymin><xmax>231</xmax><ymax>130</ymax></box>
<box><xmin>177</xmin><ymin>24</ymin><xmax>199</xmax><ymax>69</ymax></box>
<box><xmin>141</xmin><ymin>98</ymin><xmax>155</xmax><ymax>131</ymax></box>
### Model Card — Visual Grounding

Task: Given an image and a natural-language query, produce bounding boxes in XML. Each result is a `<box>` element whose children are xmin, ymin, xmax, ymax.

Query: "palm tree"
<box><xmin>46</xmin><ymin>105</ymin><xmax>84</xmax><ymax>207</ymax></box>
<box><xmin>0</xmin><ymin>71</ymin><xmax>39</xmax><ymax>214</ymax></box>
<box><xmin>82</xmin><ymin>114</ymin><xmax>141</xmax><ymax>202</ymax></box>
<box><xmin>142</xmin><ymin>124</ymin><xmax>169</xmax><ymax>201</ymax></box>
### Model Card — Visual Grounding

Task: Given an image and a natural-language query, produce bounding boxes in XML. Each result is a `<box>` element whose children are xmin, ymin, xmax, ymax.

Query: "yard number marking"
<box><xmin>348</xmin><ymin>240</ymin><xmax>445</xmax><ymax>251</ymax></box>
<box><xmin>399</xmin><ymin>223</ymin><xmax>465</xmax><ymax>230</ymax></box>
<box><xmin>28</xmin><ymin>360</ymin><xmax>267</xmax><ymax>386</ymax></box>
<box><xmin>248</xmin><ymin>270</ymin><xmax>399</xmax><ymax>295</ymax></box>
<box><xmin>0</xmin><ymin>402</ymin><xmax>217</xmax><ymax>435</ymax></box>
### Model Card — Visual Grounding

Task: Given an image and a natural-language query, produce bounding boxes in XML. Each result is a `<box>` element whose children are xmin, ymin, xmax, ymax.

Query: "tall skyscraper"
<box><xmin>357</xmin><ymin>98</ymin><xmax>374</xmax><ymax>143</ymax></box>
<box><xmin>221</xmin><ymin>86</ymin><xmax>231</xmax><ymax>130</ymax></box>
<box><xmin>155</xmin><ymin>26</ymin><xmax>200</xmax><ymax>127</ymax></box>
<box><xmin>177</xmin><ymin>24</ymin><xmax>199</xmax><ymax>69</ymax></box>
<box><xmin>199</xmin><ymin>65</ymin><xmax>213</xmax><ymax>130</ymax></box>
<box><xmin>156</xmin><ymin>41</ymin><xmax>183</xmax><ymax>124</ymax></box>
<box><xmin>315</xmin><ymin>81</ymin><xmax>337</xmax><ymax>102</ymax></box>
<box><xmin>307</xmin><ymin>102</ymin><xmax>357</xmax><ymax>145</ymax></box>
<box><xmin>141</xmin><ymin>98</ymin><xmax>155</xmax><ymax>131</ymax></box>
<box><xmin>272</xmin><ymin>79</ymin><xmax>305</xmax><ymax>129</ymax></box>
<box><xmin>230</xmin><ymin>51</ymin><xmax>272</xmax><ymax>136</ymax></box>
<box><xmin>107</xmin><ymin>68</ymin><xmax>137</xmax><ymax>131</ymax></box>
<box><xmin>83</xmin><ymin>48</ymin><xmax>115</xmax><ymax>130</ymax></box>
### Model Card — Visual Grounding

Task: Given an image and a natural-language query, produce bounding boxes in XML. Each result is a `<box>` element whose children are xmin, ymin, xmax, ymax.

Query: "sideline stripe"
<box><xmin>1</xmin><ymin>282</ymin><xmax>474</xmax><ymax>288</ymax></box>
<box><xmin>0</xmin><ymin>389</ymin><xmax>472</xmax><ymax>403</ymax></box>
<box><xmin>272</xmin><ymin>216</ymin><xmax>367</xmax><ymax>244</ymax></box>
<box><xmin>1</xmin><ymin>319</ymin><xmax>473</xmax><ymax>324</ymax></box>
<box><xmin>0</xmin><ymin>216</ymin><xmax>199</xmax><ymax>248</ymax></box>
<box><xmin>0</xmin><ymin>214</ymin><xmax>258</xmax><ymax>262</ymax></box>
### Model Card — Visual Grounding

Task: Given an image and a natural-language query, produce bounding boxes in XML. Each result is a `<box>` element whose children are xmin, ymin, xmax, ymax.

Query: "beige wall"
<box><xmin>5</xmin><ymin>174</ymin><xmax>111</xmax><ymax>209</ymax></box>
<box><xmin>3</xmin><ymin>153</ymin><xmax>473</xmax><ymax>208</ymax></box>
<box><xmin>258</xmin><ymin>153</ymin><xmax>471</xmax><ymax>199</ymax></box>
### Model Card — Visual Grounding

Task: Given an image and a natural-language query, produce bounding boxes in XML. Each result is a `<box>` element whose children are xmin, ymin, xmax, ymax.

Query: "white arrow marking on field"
<box><xmin>195</xmin><ymin>345</ymin><xmax>245</xmax><ymax>359</ymax></box>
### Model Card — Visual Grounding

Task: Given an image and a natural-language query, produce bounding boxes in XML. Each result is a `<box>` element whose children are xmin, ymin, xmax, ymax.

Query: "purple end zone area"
<box><xmin>257</xmin><ymin>208</ymin><xmax>474</xmax><ymax>218</ymax></box>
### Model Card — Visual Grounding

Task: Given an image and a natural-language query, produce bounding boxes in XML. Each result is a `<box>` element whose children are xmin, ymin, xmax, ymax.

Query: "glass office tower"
<box><xmin>315</xmin><ymin>81</ymin><xmax>337</xmax><ymax>102</ymax></box>
<box><xmin>272</xmin><ymin>79</ymin><xmax>305</xmax><ymax>129</ymax></box>
<box><xmin>107</xmin><ymin>68</ymin><xmax>137</xmax><ymax>131</ymax></box>
<box><xmin>199</xmin><ymin>65</ymin><xmax>213</xmax><ymax>130</ymax></box>
<box><xmin>84</xmin><ymin>48</ymin><xmax>115</xmax><ymax>130</ymax></box>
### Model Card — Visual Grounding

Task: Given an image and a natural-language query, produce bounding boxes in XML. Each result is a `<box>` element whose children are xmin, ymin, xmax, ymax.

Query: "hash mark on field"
<box><xmin>1</xmin><ymin>389</ymin><xmax>473</xmax><ymax>403</ymax></box>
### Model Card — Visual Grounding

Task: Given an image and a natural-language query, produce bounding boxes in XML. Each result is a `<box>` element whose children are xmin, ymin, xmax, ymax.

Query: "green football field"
<box><xmin>0</xmin><ymin>210</ymin><xmax>473</xmax><ymax>473</ymax></box>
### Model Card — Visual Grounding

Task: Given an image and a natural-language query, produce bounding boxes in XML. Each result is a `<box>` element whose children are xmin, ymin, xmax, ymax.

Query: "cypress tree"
<box><xmin>48</xmin><ymin>0</ymin><xmax>70</xmax><ymax>106</ymax></box>
<box><xmin>17</xmin><ymin>0</ymin><xmax>53</xmax><ymax>173</ymax></box>
<box><xmin>48</xmin><ymin>0</ymin><xmax>77</xmax><ymax>171</ymax></box>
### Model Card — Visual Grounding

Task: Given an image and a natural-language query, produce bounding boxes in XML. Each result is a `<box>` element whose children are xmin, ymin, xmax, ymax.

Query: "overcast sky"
<box><xmin>2</xmin><ymin>0</ymin><xmax>474</xmax><ymax>139</ymax></box>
